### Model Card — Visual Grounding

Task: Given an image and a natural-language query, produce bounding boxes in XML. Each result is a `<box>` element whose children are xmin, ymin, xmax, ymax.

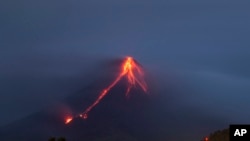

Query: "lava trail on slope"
<box><xmin>65</xmin><ymin>56</ymin><xmax>148</xmax><ymax>124</ymax></box>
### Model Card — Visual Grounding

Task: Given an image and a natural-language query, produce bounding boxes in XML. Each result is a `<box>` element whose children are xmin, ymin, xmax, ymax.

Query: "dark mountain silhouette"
<box><xmin>0</xmin><ymin>59</ymin><xmax>227</xmax><ymax>141</ymax></box>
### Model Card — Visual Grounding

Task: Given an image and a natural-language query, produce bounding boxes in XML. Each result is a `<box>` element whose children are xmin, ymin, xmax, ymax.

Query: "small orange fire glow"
<box><xmin>65</xmin><ymin>117</ymin><xmax>73</xmax><ymax>124</ymax></box>
<box><xmin>65</xmin><ymin>56</ymin><xmax>147</xmax><ymax>124</ymax></box>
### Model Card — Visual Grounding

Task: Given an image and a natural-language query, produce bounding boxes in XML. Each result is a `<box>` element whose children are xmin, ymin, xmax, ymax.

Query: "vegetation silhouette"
<box><xmin>48</xmin><ymin>137</ymin><xmax>66</xmax><ymax>141</ymax></box>
<box><xmin>201</xmin><ymin>128</ymin><xmax>229</xmax><ymax>141</ymax></box>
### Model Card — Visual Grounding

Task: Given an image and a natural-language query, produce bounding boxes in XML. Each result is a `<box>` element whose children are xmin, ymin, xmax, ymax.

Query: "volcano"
<box><xmin>0</xmin><ymin>57</ymin><xmax>226</xmax><ymax>141</ymax></box>
<box><xmin>66</xmin><ymin>56</ymin><xmax>148</xmax><ymax>124</ymax></box>
<box><xmin>0</xmin><ymin>57</ymin><xmax>167</xmax><ymax>141</ymax></box>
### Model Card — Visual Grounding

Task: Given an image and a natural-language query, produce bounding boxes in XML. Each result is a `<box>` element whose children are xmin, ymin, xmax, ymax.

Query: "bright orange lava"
<box><xmin>65</xmin><ymin>56</ymin><xmax>147</xmax><ymax>124</ymax></box>
<box><xmin>65</xmin><ymin>117</ymin><xmax>73</xmax><ymax>124</ymax></box>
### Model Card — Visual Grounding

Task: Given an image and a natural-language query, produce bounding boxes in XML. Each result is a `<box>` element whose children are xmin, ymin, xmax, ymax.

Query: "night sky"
<box><xmin>0</xmin><ymin>0</ymin><xmax>250</xmax><ymax>140</ymax></box>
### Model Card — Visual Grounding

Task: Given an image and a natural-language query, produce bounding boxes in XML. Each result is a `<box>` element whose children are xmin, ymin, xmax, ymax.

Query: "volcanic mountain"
<box><xmin>0</xmin><ymin>57</ymin><xmax>226</xmax><ymax>141</ymax></box>
<box><xmin>0</xmin><ymin>57</ymin><xmax>166</xmax><ymax>141</ymax></box>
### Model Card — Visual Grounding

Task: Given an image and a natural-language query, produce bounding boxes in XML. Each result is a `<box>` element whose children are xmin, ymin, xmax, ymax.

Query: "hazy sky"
<box><xmin>0</xmin><ymin>0</ymin><xmax>250</xmax><ymax>136</ymax></box>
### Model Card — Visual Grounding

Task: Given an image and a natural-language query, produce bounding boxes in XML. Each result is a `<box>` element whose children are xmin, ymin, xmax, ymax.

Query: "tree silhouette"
<box><xmin>48</xmin><ymin>137</ymin><xmax>56</xmax><ymax>141</ymax></box>
<box><xmin>209</xmin><ymin>128</ymin><xmax>229</xmax><ymax>141</ymax></box>
<box><xmin>57</xmin><ymin>137</ymin><xmax>66</xmax><ymax>141</ymax></box>
<box><xmin>48</xmin><ymin>137</ymin><xmax>66</xmax><ymax>141</ymax></box>
<box><xmin>201</xmin><ymin>128</ymin><xmax>229</xmax><ymax>141</ymax></box>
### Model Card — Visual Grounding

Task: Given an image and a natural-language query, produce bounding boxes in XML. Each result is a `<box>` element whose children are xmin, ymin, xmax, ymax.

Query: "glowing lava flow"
<box><xmin>65</xmin><ymin>56</ymin><xmax>147</xmax><ymax>124</ymax></box>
